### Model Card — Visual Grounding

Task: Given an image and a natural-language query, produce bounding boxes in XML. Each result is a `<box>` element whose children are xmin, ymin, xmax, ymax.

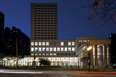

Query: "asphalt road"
<box><xmin>0</xmin><ymin>69</ymin><xmax>116</xmax><ymax>77</ymax></box>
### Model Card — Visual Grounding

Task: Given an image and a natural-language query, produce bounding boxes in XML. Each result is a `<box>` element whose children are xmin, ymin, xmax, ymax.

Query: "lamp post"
<box><xmin>87</xmin><ymin>46</ymin><xmax>92</xmax><ymax>72</ymax></box>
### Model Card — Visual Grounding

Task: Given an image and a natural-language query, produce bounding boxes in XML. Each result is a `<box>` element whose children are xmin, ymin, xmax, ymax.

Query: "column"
<box><xmin>104</xmin><ymin>44</ymin><xmax>107</xmax><ymax>67</ymax></box>
<box><xmin>107</xmin><ymin>45</ymin><xmax>111</xmax><ymax>66</ymax></box>
<box><xmin>90</xmin><ymin>44</ymin><xmax>93</xmax><ymax>69</ymax></box>
<box><xmin>95</xmin><ymin>44</ymin><xmax>98</xmax><ymax>68</ymax></box>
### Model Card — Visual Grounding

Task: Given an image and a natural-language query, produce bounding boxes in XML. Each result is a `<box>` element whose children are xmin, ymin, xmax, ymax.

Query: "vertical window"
<box><xmin>31</xmin><ymin>47</ymin><xmax>34</xmax><ymax>51</ymax></box>
<box><xmin>72</xmin><ymin>42</ymin><xmax>75</xmax><ymax>46</ymax></box>
<box><xmin>61</xmin><ymin>47</ymin><xmax>63</xmax><ymax>51</ymax></box>
<box><xmin>72</xmin><ymin>47</ymin><xmax>75</xmax><ymax>51</ymax></box>
<box><xmin>42</xmin><ymin>42</ymin><xmax>45</xmax><ymax>46</ymax></box>
<box><xmin>35</xmin><ymin>42</ymin><xmax>38</xmax><ymax>46</ymax></box>
<box><xmin>61</xmin><ymin>42</ymin><xmax>64</xmax><ymax>46</ymax></box>
<box><xmin>35</xmin><ymin>47</ymin><xmax>38</xmax><ymax>51</ymax></box>
<box><xmin>54</xmin><ymin>53</ymin><xmax>56</xmax><ymax>55</ymax></box>
<box><xmin>50</xmin><ymin>47</ymin><xmax>52</xmax><ymax>51</ymax></box>
<box><xmin>46</xmin><ymin>42</ymin><xmax>49</xmax><ymax>46</ymax></box>
<box><xmin>68</xmin><ymin>42</ymin><xmax>71</xmax><ymax>46</ymax></box>
<box><xmin>39</xmin><ymin>47</ymin><xmax>41</xmax><ymax>51</ymax></box>
<box><xmin>65</xmin><ymin>47</ymin><xmax>67</xmax><ymax>51</ymax></box>
<box><xmin>31</xmin><ymin>42</ymin><xmax>34</xmax><ymax>46</ymax></box>
<box><xmin>39</xmin><ymin>42</ymin><xmax>41</xmax><ymax>46</ymax></box>
<box><xmin>42</xmin><ymin>47</ymin><xmax>45</xmax><ymax>51</ymax></box>
<box><xmin>57</xmin><ymin>47</ymin><xmax>60</xmax><ymax>51</ymax></box>
<box><xmin>50</xmin><ymin>53</ymin><xmax>52</xmax><ymax>55</ymax></box>
<box><xmin>46</xmin><ymin>47</ymin><xmax>49</xmax><ymax>51</ymax></box>
<box><xmin>54</xmin><ymin>47</ymin><xmax>56</xmax><ymax>51</ymax></box>
<box><xmin>68</xmin><ymin>47</ymin><xmax>71</xmax><ymax>51</ymax></box>
<box><xmin>39</xmin><ymin>53</ymin><xmax>41</xmax><ymax>55</ymax></box>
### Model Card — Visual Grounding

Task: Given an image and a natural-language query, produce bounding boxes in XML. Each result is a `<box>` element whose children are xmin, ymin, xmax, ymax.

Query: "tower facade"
<box><xmin>31</xmin><ymin>3</ymin><xmax>58</xmax><ymax>40</ymax></box>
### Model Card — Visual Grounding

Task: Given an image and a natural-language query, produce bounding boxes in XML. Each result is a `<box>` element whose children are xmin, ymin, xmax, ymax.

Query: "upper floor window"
<box><xmin>31</xmin><ymin>47</ymin><xmax>34</xmax><ymax>51</ymax></box>
<box><xmin>31</xmin><ymin>42</ymin><xmax>34</xmax><ymax>46</ymax></box>
<box><xmin>68</xmin><ymin>42</ymin><xmax>71</xmax><ymax>46</ymax></box>
<box><xmin>61</xmin><ymin>42</ymin><xmax>64</xmax><ymax>46</ymax></box>
<box><xmin>79</xmin><ymin>40</ymin><xmax>82</xmax><ymax>42</ymax></box>
<box><xmin>39</xmin><ymin>42</ymin><xmax>41</xmax><ymax>46</ymax></box>
<box><xmin>46</xmin><ymin>42</ymin><xmax>49</xmax><ymax>46</ymax></box>
<box><xmin>35</xmin><ymin>42</ymin><xmax>38</xmax><ymax>46</ymax></box>
<box><xmin>42</xmin><ymin>42</ymin><xmax>45</xmax><ymax>46</ymax></box>
<box><xmin>72</xmin><ymin>42</ymin><xmax>75</xmax><ymax>46</ymax></box>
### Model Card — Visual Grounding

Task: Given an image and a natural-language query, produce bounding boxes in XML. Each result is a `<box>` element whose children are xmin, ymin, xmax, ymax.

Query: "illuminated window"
<box><xmin>35</xmin><ymin>42</ymin><xmax>38</xmax><ymax>46</ymax></box>
<box><xmin>35</xmin><ymin>47</ymin><xmax>38</xmax><ymax>51</ymax></box>
<box><xmin>68</xmin><ymin>47</ymin><xmax>71</xmax><ymax>51</ymax></box>
<box><xmin>54</xmin><ymin>47</ymin><xmax>56</xmax><ymax>51</ymax></box>
<box><xmin>83</xmin><ymin>40</ymin><xmax>87</xmax><ymax>42</ymax></box>
<box><xmin>72</xmin><ymin>47</ymin><xmax>75</xmax><ymax>51</ymax></box>
<box><xmin>54</xmin><ymin>53</ymin><xmax>56</xmax><ymax>55</ymax></box>
<box><xmin>79</xmin><ymin>40</ymin><xmax>82</xmax><ymax>42</ymax></box>
<box><xmin>42</xmin><ymin>42</ymin><xmax>45</xmax><ymax>46</ymax></box>
<box><xmin>57</xmin><ymin>47</ymin><xmax>60</xmax><ymax>51</ymax></box>
<box><xmin>72</xmin><ymin>42</ymin><xmax>75</xmax><ymax>46</ymax></box>
<box><xmin>61</xmin><ymin>47</ymin><xmax>63</xmax><ymax>51</ymax></box>
<box><xmin>65</xmin><ymin>47</ymin><xmax>67</xmax><ymax>51</ymax></box>
<box><xmin>43</xmin><ymin>53</ymin><xmax>45</xmax><ymax>55</ymax></box>
<box><xmin>31</xmin><ymin>54</ymin><xmax>34</xmax><ymax>55</ymax></box>
<box><xmin>39</xmin><ymin>42</ymin><xmax>41</xmax><ymax>46</ymax></box>
<box><xmin>68</xmin><ymin>42</ymin><xmax>71</xmax><ymax>46</ymax></box>
<box><xmin>31</xmin><ymin>47</ymin><xmax>34</xmax><ymax>51</ymax></box>
<box><xmin>39</xmin><ymin>53</ymin><xmax>41</xmax><ymax>55</ymax></box>
<box><xmin>46</xmin><ymin>47</ymin><xmax>49</xmax><ymax>51</ymax></box>
<box><xmin>42</xmin><ymin>47</ymin><xmax>45</xmax><ymax>51</ymax></box>
<box><xmin>50</xmin><ymin>53</ymin><xmax>52</xmax><ymax>55</ymax></box>
<box><xmin>31</xmin><ymin>42</ymin><xmax>34</xmax><ymax>46</ymax></box>
<box><xmin>46</xmin><ymin>54</ymin><xmax>49</xmax><ymax>55</ymax></box>
<box><xmin>39</xmin><ymin>47</ymin><xmax>41</xmax><ymax>51</ymax></box>
<box><xmin>61</xmin><ymin>42</ymin><xmax>64</xmax><ymax>46</ymax></box>
<box><xmin>46</xmin><ymin>42</ymin><xmax>49</xmax><ymax>46</ymax></box>
<box><xmin>50</xmin><ymin>47</ymin><xmax>52</xmax><ymax>51</ymax></box>
<box><xmin>35</xmin><ymin>54</ymin><xmax>38</xmax><ymax>55</ymax></box>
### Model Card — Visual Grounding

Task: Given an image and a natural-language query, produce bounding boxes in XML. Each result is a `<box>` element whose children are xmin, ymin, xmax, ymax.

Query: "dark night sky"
<box><xmin>0</xmin><ymin>0</ymin><xmax>116</xmax><ymax>39</ymax></box>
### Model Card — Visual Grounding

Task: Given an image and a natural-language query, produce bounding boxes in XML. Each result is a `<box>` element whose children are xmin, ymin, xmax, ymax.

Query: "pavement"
<box><xmin>0</xmin><ymin>69</ymin><xmax>116</xmax><ymax>77</ymax></box>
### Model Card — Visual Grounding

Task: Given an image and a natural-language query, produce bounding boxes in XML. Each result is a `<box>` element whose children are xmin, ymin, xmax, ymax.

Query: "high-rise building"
<box><xmin>0</xmin><ymin>12</ymin><xmax>4</xmax><ymax>39</ymax></box>
<box><xmin>31</xmin><ymin>3</ymin><xmax>58</xmax><ymax>40</ymax></box>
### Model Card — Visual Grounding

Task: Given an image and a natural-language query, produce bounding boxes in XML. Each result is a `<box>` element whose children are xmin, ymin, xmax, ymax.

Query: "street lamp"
<box><xmin>86</xmin><ymin>46</ymin><xmax>92</xmax><ymax>72</ymax></box>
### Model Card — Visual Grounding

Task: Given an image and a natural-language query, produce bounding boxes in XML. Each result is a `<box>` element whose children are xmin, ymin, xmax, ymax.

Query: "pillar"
<box><xmin>95</xmin><ymin>44</ymin><xmax>98</xmax><ymax>68</ymax></box>
<box><xmin>104</xmin><ymin>44</ymin><xmax>107</xmax><ymax>67</ymax></box>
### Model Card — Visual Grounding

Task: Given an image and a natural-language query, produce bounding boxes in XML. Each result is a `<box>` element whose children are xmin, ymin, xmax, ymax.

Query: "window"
<box><xmin>39</xmin><ymin>53</ymin><xmax>41</xmax><ymax>55</ymax></box>
<box><xmin>42</xmin><ymin>47</ymin><xmax>45</xmax><ymax>51</ymax></box>
<box><xmin>61</xmin><ymin>42</ymin><xmax>64</xmax><ymax>46</ymax></box>
<box><xmin>31</xmin><ymin>42</ymin><xmax>34</xmax><ymax>46</ymax></box>
<box><xmin>50</xmin><ymin>47</ymin><xmax>52</xmax><ymax>51</ymax></box>
<box><xmin>65</xmin><ymin>47</ymin><xmax>67</xmax><ymax>51</ymax></box>
<box><xmin>54</xmin><ymin>47</ymin><xmax>56</xmax><ymax>51</ymax></box>
<box><xmin>35</xmin><ymin>42</ymin><xmax>38</xmax><ymax>46</ymax></box>
<box><xmin>46</xmin><ymin>42</ymin><xmax>49</xmax><ymax>46</ymax></box>
<box><xmin>31</xmin><ymin>54</ymin><xmax>34</xmax><ymax>55</ymax></box>
<box><xmin>39</xmin><ymin>42</ymin><xmax>41</xmax><ymax>46</ymax></box>
<box><xmin>68</xmin><ymin>47</ymin><xmax>71</xmax><ymax>51</ymax></box>
<box><xmin>31</xmin><ymin>47</ymin><xmax>34</xmax><ymax>51</ymax></box>
<box><xmin>46</xmin><ymin>47</ymin><xmax>49</xmax><ymax>51</ymax></box>
<box><xmin>35</xmin><ymin>54</ymin><xmax>38</xmax><ymax>55</ymax></box>
<box><xmin>72</xmin><ymin>42</ymin><xmax>75</xmax><ymax>46</ymax></box>
<box><xmin>50</xmin><ymin>53</ymin><xmax>52</xmax><ymax>55</ymax></box>
<box><xmin>57</xmin><ymin>47</ymin><xmax>60</xmax><ymax>51</ymax></box>
<box><xmin>42</xmin><ymin>42</ymin><xmax>45</xmax><ymax>46</ymax></box>
<box><xmin>54</xmin><ymin>53</ymin><xmax>56</xmax><ymax>55</ymax></box>
<box><xmin>72</xmin><ymin>47</ymin><xmax>75</xmax><ymax>51</ymax></box>
<box><xmin>68</xmin><ymin>42</ymin><xmax>71</xmax><ymax>46</ymax></box>
<box><xmin>35</xmin><ymin>47</ymin><xmax>38</xmax><ymax>51</ymax></box>
<box><xmin>79</xmin><ymin>40</ymin><xmax>82</xmax><ymax>42</ymax></box>
<box><xmin>61</xmin><ymin>47</ymin><xmax>63</xmax><ymax>51</ymax></box>
<box><xmin>83</xmin><ymin>40</ymin><xmax>87</xmax><ymax>42</ymax></box>
<box><xmin>39</xmin><ymin>47</ymin><xmax>41</xmax><ymax>51</ymax></box>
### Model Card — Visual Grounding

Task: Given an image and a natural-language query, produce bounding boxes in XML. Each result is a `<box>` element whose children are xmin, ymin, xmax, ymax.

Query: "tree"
<box><xmin>83</xmin><ymin>0</ymin><xmax>116</xmax><ymax>25</ymax></box>
<box><xmin>39</xmin><ymin>58</ymin><xmax>51</xmax><ymax>66</ymax></box>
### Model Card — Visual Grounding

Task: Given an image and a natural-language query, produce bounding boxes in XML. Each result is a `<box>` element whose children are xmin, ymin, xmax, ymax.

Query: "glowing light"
<box><xmin>87</xmin><ymin>46</ymin><xmax>92</xmax><ymax>51</ymax></box>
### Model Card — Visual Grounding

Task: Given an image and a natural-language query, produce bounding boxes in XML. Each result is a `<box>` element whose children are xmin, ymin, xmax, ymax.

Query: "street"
<box><xmin>0</xmin><ymin>69</ymin><xmax>116</xmax><ymax>77</ymax></box>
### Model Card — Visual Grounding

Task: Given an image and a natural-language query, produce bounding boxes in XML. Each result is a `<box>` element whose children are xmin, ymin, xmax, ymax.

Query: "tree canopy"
<box><xmin>39</xmin><ymin>58</ymin><xmax>51</xmax><ymax>66</ymax></box>
<box><xmin>84</xmin><ymin>0</ymin><xmax>116</xmax><ymax>25</ymax></box>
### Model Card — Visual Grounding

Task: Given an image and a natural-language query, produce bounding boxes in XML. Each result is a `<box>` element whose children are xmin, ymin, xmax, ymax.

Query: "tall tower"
<box><xmin>31</xmin><ymin>3</ymin><xmax>58</xmax><ymax>40</ymax></box>
<box><xmin>0</xmin><ymin>12</ymin><xmax>4</xmax><ymax>38</ymax></box>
